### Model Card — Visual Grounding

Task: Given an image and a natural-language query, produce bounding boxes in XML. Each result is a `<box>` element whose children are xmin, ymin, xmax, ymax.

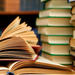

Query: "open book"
<box><xmin>0</xmin><ymin>56</ymin><xmax>74</xmax><ymax>75</ymax></box>
<box><xmin>0</xmin><ymin>16</ymin><xmax>40</xmax><ymax>60</ymax></box>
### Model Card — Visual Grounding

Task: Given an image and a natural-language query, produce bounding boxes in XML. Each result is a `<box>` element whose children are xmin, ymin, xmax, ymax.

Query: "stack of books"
<box><xmin>36</xmin><ymin>0</ymin><xmax>73</xmax><ymax>65</ymax></box>
<box><xmin>0</xmin><ymin>17</ymin><xmax>74</xmax><ymax>74</ymax></box>
<box><xmin>69</xmin><ymin>0</ymin><xmax>75</xmax><ymax>66</ymax></box>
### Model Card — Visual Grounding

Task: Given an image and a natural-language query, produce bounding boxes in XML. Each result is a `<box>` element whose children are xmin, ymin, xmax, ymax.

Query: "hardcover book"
<box><xmin>41</xmin><ymin>35</ymin><xmax>72</xmax><ymax>44</ymax></box>
<box><xmin>45</xmin><ymin>0</ymin><xmax>71</xmax><ymax>9</ymax></box>
<box><xmin>38</xmin><ymin>27</ymin><xmax>73</xmax><ymax>35</ymax></box>
<box><xmin>39</xmin><ymin>9</ymin><xmax>71</xmax><ymax>18</ymax></box>
<box><xmin>42</xmin><ymin>51</ymin><xmax>72</xmax><ymax>65</ymax></box>
<box><xmin>42</xmin><ymin>42</ymin><xmax>71</xmax><ymax>55</ymax></box>
<box><xmin>36</xmin><ymin>18</ymin><xmax>72</xmax><ymax>26</ymax></box>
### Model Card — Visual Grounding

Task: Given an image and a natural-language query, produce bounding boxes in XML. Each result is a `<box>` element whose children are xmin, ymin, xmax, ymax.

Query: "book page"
<box><xmin>36</xmin><ymin>56</ymin><xmax>73</xmax><ymax>71</ymax></box>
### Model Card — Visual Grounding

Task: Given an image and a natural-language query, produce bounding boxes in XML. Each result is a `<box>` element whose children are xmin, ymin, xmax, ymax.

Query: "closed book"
<box><xmin>42</xmin><ymin>42</ymin><xmax>71</xmax><ymax>55</ymax></box>
<box><xmin>42</xmin><ymin>51</ymin><xmax>72</xmax><ymax>65</ymax></box>
<box><xmin>45</xmin><ymin>0</ymin><xmax>71</xmax><ymax>9</ymax></box>
<box><xmin>38</xmin><ymin>27</ymin><xmax>73</xmax><ymax>35</ymax></box>
<box><xmin>36</xmin><ymin>18</ymin><xmax>72</xmax><ymax>27</ymax></box>
<box><xmin>39</xmin><ymin>9</ymin><xmax>71</xmax><ymax>18</ymax></box>
<box><xmin>41</xmin><ymin>35</ymin><xmax>72</xmax><ymax>44</ymax></box>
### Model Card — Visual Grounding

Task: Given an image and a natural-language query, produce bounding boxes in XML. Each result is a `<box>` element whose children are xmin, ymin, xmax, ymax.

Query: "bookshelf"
<box><xmin>0</xmin><ymin>0</ymin><xmax>43</xmax><ymax>35</ymax></box>
<box><xmin>0</xmin><ymin>11</ymin><xmax>39</xmax><ymax>15</ymax></box>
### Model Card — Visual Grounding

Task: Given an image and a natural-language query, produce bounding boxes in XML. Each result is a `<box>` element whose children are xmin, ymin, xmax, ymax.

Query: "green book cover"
<box><xmin>40</xmin><ymin>16</ymin><xmax>71</xmax><ymax>19</ymax></box>
<box><xmin>39</xmin><ymin>15</ymin><xmax>71</xmax><ymax>18</ymax></box>
<box><xmin>42</xmin><ymin>50</ymin><xmax>72</xmax><ymax>65</ymax></box>
<box><xmin>43</xmin><ymin>8</ymin><xmax>72</xmax><ymax>11</ymax></box>
<box><xmin>43</xmin><ymin>8</ymin><xmax>72</xmax><ymax>10</ymax></box>
<box><xmin>36</xmin><ymin>25</ymin><xmax>73</xmax><ymax>27</ymax></box>
<box><xmin>61</xmin><ymin>64</ymin><xmax>72</xmax><ymax>65</ymax></box>
<box><xmin>41</xmin><ymin>41</ymin><xmax>69</xmax><ymax>45</ymax></box>
<box><xmin>41</xmin><ymin>8</ymin><xmax>72</xmax><ymax>11</ymax></box>
<box><xmin>41</xmin><ymin>34</ymin><xmax>73</xmax><ymax>37</ymax></box>
<box><xmin>42</xmin><ymin>50</ymin><xmax>71</xmax><ymax>56</ymax></box>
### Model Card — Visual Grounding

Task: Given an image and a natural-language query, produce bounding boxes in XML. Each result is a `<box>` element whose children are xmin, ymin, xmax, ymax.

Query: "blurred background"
<box><xmin>0</xmin><ymin>0</ymin><xmax>45</xmax><ymax>45</ymax></box>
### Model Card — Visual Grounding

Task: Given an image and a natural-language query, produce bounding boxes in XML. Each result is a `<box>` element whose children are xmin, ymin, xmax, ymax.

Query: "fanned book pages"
<box><xmin>0</xmin><ymin>17</ymin><xmax>40</xmax><ymax>60</ymax></box>
<box><xmin>0</xmin><ymin>56</ymin><xmax>74</xmax><ymax>75</ymax></box>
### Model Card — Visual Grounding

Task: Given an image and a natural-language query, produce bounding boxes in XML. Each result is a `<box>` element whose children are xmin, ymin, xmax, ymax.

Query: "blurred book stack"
<box><xmin>0</xmin><ymin>0</ymin><xmax>20</xmax><ymax>11</ymax></box>
<box><xmin>36</xmin><ymin>0</ymin><xmax>73</xmax><ymax>65</ymax></box>
<box><xmin>69</xmin><ymin>0</ymin><xmax>75</xmax><ymax>66</ymax></box>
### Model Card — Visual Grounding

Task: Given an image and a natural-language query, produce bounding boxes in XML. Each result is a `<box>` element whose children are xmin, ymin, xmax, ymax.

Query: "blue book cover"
<box><xmin>20</xmin><ymin>0</ymin><xmax>44</xmax><ymax>11</ymax></box>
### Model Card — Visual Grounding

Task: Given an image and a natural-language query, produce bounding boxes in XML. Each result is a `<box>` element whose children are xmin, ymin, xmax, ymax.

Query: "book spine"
<box><xmin>5</xmin><ymin>0</ymin><xmax>20</xmax><ymax>12</ymax></box>
<box><xmin>21</xmin><ymin>0</ymin><xmax>44</xmax><ymax>11</ymax></box>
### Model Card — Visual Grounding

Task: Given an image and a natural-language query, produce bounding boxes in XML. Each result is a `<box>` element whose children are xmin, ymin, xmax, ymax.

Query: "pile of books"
<box><xmin>0</xmin><ymin>16</ymin><xmax>74</xmax><ymax>74</ymax></box>
<box><xmin>36</xmin><ymin>0</ymin><xmax>73</xmax><ymax>65</ymax></box>
<box><xmin>69</xmin><ymin>0</ymin><xmax>75</xmax><ymax>66</ymax></box>
<box><xmin>0</xmin><ymin>0</ymin><xmax>20</xmax><ymax>11</ymax></box>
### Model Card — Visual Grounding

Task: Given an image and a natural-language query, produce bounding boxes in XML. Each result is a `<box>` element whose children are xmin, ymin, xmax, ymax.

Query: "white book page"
<box><xmin>0</xmin><ymin>67</ymin><xmax>8</xmax><ymax>70</ymax></box>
